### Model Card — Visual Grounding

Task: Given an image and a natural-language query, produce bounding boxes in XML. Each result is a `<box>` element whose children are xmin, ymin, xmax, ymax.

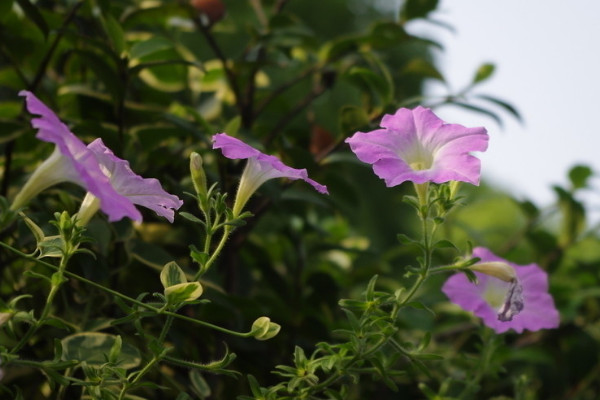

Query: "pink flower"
<box><xmin>345</xmin><ymin>106</ymin><xmax>488</xmax><ymax>186</ymax></box>
<box><xmin>212</xmin><ymin>133</ymin><xmax>328</xmax><ymax>216</ymax></box>
<box><xmin>442</xmin><ymin>247</ymin><xmax>560</xmax><ymax>334</ymax></box>
<box><xmin>12</xmin><ymin>91</ymin><xmax>182</xmax><ymax>223</ymax></box>
<box><xmin>87</xmin><ymin>139</ymin><xmax>183</xmax><ymax>222</ymax></box>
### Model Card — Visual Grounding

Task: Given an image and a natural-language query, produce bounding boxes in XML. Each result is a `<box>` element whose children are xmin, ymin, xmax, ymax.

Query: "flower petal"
<box><xmin>212</xmin><ymin>133</ymin><xmax>328</xmax><ymax>194</ymax></box>
<box><xmin>87</xmin><ymin>139</ymin><xmax>183</xmax><ymax>222</ymax></box>
<box><xmin>442</xmin><ymin>247</ymin><xmax>559</xmax><ymax>333</ymax></box>
<box><xmin>346</xmin><ymin>106</ymin><xmax>489</xmax><ymax>186</ymax></box>
<box><xmin>19</xmin><ymin>91</ymin><xmax>141</xmax><ymax>222</ymax></box>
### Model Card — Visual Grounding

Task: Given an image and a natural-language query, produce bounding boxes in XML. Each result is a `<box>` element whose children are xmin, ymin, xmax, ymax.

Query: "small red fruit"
<box><xmin>191</xmin><ymin>0</ymin><xmax>226</xmax><ymax>24</ymax></box>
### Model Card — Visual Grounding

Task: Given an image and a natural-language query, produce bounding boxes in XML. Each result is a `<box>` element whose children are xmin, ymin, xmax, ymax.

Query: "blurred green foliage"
<box><xmin>0</xmin><ymin>0</ymin><xmax>598</xmax><ymax>399</ymax></box>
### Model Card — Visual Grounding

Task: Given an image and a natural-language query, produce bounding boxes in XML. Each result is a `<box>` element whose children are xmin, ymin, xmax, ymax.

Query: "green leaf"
<box><xmin>319</xmin><ymin>35</ymin><xmax>362</xmax><ymax>62</ymax></box>
<box><xmin>130</xmin><ymin>36</ymin><xmax>173</xmax><ymax>59</ymax></box>
<box><xmin>472</xmin><ymin>63</ymin><xmax>495</xmax><ymax>84</ymax></box>
<box><xmin>72</xmin><ymin>50</ymin><xmax>122</xmax><ymax>100</ymax></box>
<box><xmin>165</xmin><ymin>282</ymin><xmax>204</xmax><ymax>304</ymax></box>
<box><xmin>402</xmin><ymin>58</ymin><xmax>444</xmax><ymax>82</ymax></box>
<box><xmin>346</xmin><ymin>66</ymin><xmax>392</xmax><ymax>105</ymax></box>
<box><xmin>102</xmin><ymin>13</ymin><xmax>126</xmax><ymax>55</ymax></box>
<box><xmin>189</xmin><ymin>369</ymin><xmax>212</xmax><ymax>398</ymax></box>
<box><xmin>179</xmin><ymin>211</ymin><xmax>205</xmax><ymax>224</ymax></box>
<box><xmin>339</xmin><ymin>105</ymin><xmax>370</xmax><ymax>134</ymax></box>
<box><xmin>433</xmin><ymin>239</ymin><xmax>458</xmax><ymax>250</ymax></box>
<box><xmin>451</xmin><ymin>101</ymin><xmax>503</xmax><ymax>127</ymax></box>
<box><xmin>20</xmin><ymin>213</ymin><xmax>45</xmax><ymax>245</ymax></box>
<box><xmin>15</xmin><ymin>0</ymin><xmax>48</xmax><ymax>38</ymax></box>
<box><xmin>0</xmin><ymin>101</ymin><xmax>21</xmax><ymax>119</ymax></box>
<box><xmin>223</xmin><ymin>116</ymin><xmax>242</xmax><ymax>137</ymax></box>
<box><xmin>61</xmin><ymin>332</ymin><xmax>141</xmax><ymax>369</ymax></box>
<box><xmin>189</xmin><ymin>245</ymin><xmax>209</xmax><ymax>266</ymax></box>
<box><xmin>568</xmin><ymin>165</ymin><xmax>593</xmax><ymax>190</ymax></box>
<box><xmin>108</xmin><ymin>335</ymin><xmax>122</xmax><ymax>364</ymax></box>
<box><xmin>160</xmin><ymin>261</ymin><xmax>188</xmax><ymax>288</ymax></box>
<box><xmin>475</xmin><ymin>94</ymin><xmax>523</xmax><ymax>123</ymax></box>
<box><xmin>400</xmin><ymin>0</ymin><xmax>439</xmax><ymax>22</ymax></box>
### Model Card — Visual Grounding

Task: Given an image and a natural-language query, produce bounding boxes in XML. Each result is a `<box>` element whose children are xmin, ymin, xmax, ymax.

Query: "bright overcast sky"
<box><xmin>406</xmin><ymin>0</ymin><xmax>600</xmax><ymax>219</ymax></box>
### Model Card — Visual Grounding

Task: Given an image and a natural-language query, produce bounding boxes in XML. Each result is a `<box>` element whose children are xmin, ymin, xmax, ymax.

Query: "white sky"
<box><xmin>407</xmin><ymin>0</ymin><xmax>600</xmax><ymax>219</ymax></box>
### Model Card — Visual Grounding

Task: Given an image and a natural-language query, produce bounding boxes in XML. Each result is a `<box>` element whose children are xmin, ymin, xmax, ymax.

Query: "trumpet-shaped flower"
<box><xmin>442</xmin><ymin>247</ymin><xmax>560</xmax><ymax>333</ymax></box>
<box><xmin>212</xmin><ymin>133</ymin><xmax>328</xmax><ymax>216</ymax></box>
<box><xmin>84</xmin><ymin>139</ymin><xmax>183</xmax><ymax>223</ymax></box>
<box><xmin>12</xmin><ymin>91</ymin><xmax>182</xmax><ymax>223</ymax></box>
<box><xmin>345</xmin><ymin>106</ymin><xmax>488</xmax><ymax>186</ymax></box>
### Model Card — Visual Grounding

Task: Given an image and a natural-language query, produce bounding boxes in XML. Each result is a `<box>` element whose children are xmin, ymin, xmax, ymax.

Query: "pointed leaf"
<box><xmin>165</xmin><ymin>282</ymin><xmax>204</xmax><ymax>304</ymax></box>
<box><xmin>160</xmin><ymin>261</ymin><xmax>188</xmax><ymax>288</ymax></box>
<box><xmin>472</xmin><ymin>63</ymin><xmax>495</xmax><ymax>84</ymax></box>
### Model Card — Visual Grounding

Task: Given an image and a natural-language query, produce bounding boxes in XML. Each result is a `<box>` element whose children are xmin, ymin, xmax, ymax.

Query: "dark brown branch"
<box><xmin>191</xmin><ymin>12</ymin><xmax>244</xmax><ymax>118</ymax></box>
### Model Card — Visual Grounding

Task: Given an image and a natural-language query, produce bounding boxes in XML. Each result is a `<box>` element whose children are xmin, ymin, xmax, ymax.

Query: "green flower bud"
<box><xmin>470</xmin><ymin>261</ymin><xmax>517</xmax><ymax>283</ymax></box>
<box><xmin>190</xmin><ymin>152</ymin><xmax>208</xmax><ymax>202</ymax></box>
<box><xmin>251</xmin><ymin>316</ymin><xmax>281</xmax><ymax>341</ymax></box>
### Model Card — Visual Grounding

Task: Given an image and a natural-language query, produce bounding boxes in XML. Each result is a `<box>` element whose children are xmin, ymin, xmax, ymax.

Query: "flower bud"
<box><xmin>0</xmin><ymin>311</ymin><xmax>13</xmax><ymax>327</ymax></box>
<box><xmin>251</xmin><ymin>316</ymin><xmax>281</xmax><ymax>341</ymax></box>
<box><xmin>190</xmin><ymin>152</ymin><xmax>208</xmax><ymax>201</ymax></box>
<box><xmin>469</xmin><ymin>261</ymin><xmax>517</xmax><ymax>283</ymax></box>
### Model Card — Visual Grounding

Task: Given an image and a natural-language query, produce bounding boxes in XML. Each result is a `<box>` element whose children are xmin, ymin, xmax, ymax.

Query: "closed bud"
<box><xmin>190</xmin><ymin>152</ymin><xmax>208</xmax><ymax>202</ymax></box>
<box><xmin>469</xmin><ymin>261</ymin><xmax>517</xmax><ymax>283</ymax></box>
<box><xmin>251</xmin><ymin>316</ymin><xmax>281</xmax><ymax>341</ymax></box>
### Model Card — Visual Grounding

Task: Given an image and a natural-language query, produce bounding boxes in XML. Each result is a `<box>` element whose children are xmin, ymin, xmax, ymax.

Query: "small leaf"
<box><xmin>15</xmin><ymin>0</ymin><xmax>48</xmax><ymax>37</ymax></box>
<box><xmin>108</xmin><ymin>335</ymin><xmax>122</xmax><ymax>364</ymax></box>
<box><xmin>475</xmin><ymin>94</ymin><xmax>523</xmax><ymax>123</ymax></box>
<box><xmin>160</xmin><ymin>261</ymin><xmax>188</xmax><ymax>288</ymax></box>
<box><xmin>102</xmin><ymin>13</ymin><xmax>126</xmax><ymax>55</ymax></box>
<box><xmin>224</xmin><ymin>116</ymin><xmax>241</xmax><ymax>137</ymax></box>
<box><xmin>339</xmin><ymin>105</ymin><xmax>370</xmax><ymax>134</ymax></box>
<box><xmin>472</xmin><ymin>63</ymin><xmax>495</xmax><ymax>84</ymax></box>
<box><xmin>130</xmin><ymin>36</ymin><xmax>173</xmax><ymax>59</ymax></box>
<box><xmin>400</xmin><ymin>0</ymin><xmax>439</xmax><ymax>21</ymax></box>
<box><xmin>165</xmin><ymin>282</ymin><xmax>204</xmax><ymax>304</ymax></box>
<box><xmin>452</xmin><ymin>101</ymin><xmax>503</xmax><ymax>127</ymax></box>
<box><xmin>189</xmin><ymin>246</ymin><xmax>209</xmax><ymax>266</ymax></box>
<box><xmin>61</xmin><ymin>332</ymin><xmax>141</xmax><ymax>369</ymax></box>
<box><xmin>19</xmin><ymin>213</ymin><xmax>45</xmax><ymax>245</ymax></box>
<box><xmin>434</xmin><ymin>239</ymin><xmax>457</xmax><ymax>250</ymax></box>
<box><xmin>402</xmin><ymin>58</ymin><xmax>444</xmax><ymax>82</ymax></box>
<box><xmin>189</xmin><ymin>369</ymin><xmax>212</xmax><ymax>398</ymax></box>
<box><xmin>568</xmin><ymin>165</ymin><xmax>593</xmax><ymax>190</ymax></box>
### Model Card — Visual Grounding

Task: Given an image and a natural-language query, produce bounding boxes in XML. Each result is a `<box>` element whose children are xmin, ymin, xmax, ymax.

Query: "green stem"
<box><xmin>458</xmin><ymin>328</ymin><xmax>496</xmax><ymax>398</ymax></box>
<box><xmin>157</xmin><ymin>315</ymin><xmax>174</xmax><ymax>344</ymax></box>
<box><xmin>194</xmin><ymin>225</ymin><xmax>231</xmax><ymax>281</ymax></box>
<box><xmin>118</xmin><ymin>355</ymin><xmax>161</xmax><ymax>400</ymax></box>
<box><xmin>0</xmin><ymin>241</ymin><xmax>253</xmax><ymax>338</ymax></box>
<box><xmin>10</xmin><ymin>253</ymin><xmax>70</xmax><ymax>354</ymax></box>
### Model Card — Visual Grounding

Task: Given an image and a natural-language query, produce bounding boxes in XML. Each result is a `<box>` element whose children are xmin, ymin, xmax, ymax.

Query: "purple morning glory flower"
<box><xmin>12</xmin><ymin>91</ymin><xmax>182</xmax><ymax>223</ymax></box>
<box><xmin>442</xmin><ymin>247</ymin><xmax>560</xmax><ymax>334</ymax></box>
<box><xmin>212</xmin><ymin>133</ymin><xmax>328</xmax><ymax>216</ymax></box>
<box><xmin>345</xmin><ymin>106</ymin><xmax>489</xmax><ymax>186</ymax></box>
<box><xmin>87</xmin><ymin>139</ymin><xmax>183</xmax><ymax>223</ymax></box>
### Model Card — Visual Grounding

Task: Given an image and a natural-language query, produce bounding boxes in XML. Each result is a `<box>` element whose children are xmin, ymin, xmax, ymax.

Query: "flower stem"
<box><xmin>194</xmin><ymin>224</ymin><xmax>231</xmax><ymax>281</ymax></box>
<box><xmin>0</xmin><ymin>241</ymin><xmax>253</xmax><ymax>338</ymax></box>
<box><xmin>10</xmin><ymin>252</ymin><xmax>70</xmax><ymax>354</ymax></box>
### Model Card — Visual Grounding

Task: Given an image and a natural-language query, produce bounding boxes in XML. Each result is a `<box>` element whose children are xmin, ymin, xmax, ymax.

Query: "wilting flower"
<box><xmin>212</xmin><ymin>133</ymin><xmax>328</xmax><ymax>216</ymax></box>
<box><xmin>442</xmin><ymin>247</ymin><xmax>560</xmax><ymax>333</ymax></box>
<box><xmin>12</xmin><ymin>91</ymin><xmax>182</xmax><ymax>223</ymax></box>
<box><xmin>345</xmin><ymin>106</ymin><xmax>488</xmax><ymax>186</ymax></box>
